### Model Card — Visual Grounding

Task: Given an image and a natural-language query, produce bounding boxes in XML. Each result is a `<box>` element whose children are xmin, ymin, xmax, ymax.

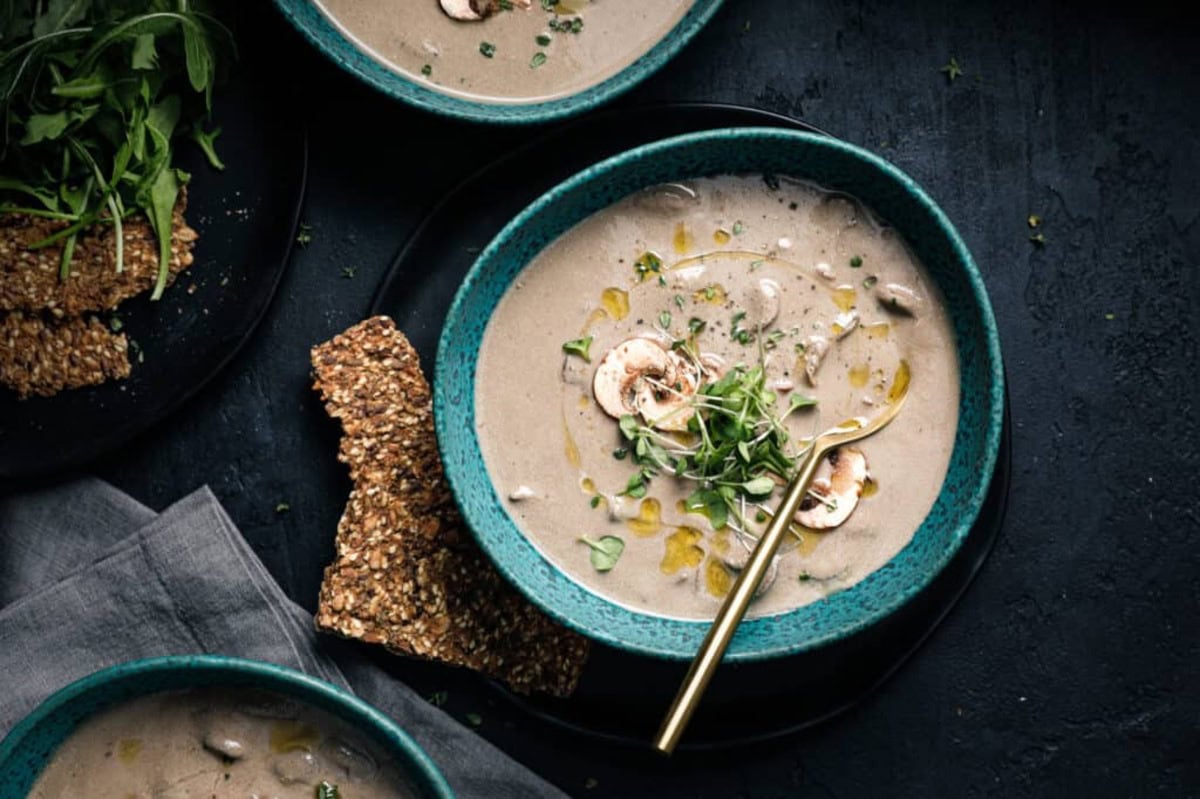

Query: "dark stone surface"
<box><xmin>77</xmin><ymin>0</ymin><xmax>1200</xmax><ymax>795</ymax></box>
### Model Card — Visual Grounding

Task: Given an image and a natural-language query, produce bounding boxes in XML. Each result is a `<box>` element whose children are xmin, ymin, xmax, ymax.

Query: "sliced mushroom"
<box><xmin>801</xmin><ymin>335</ymin><xmax>830</xmax><ymax>386</ymax></box>
<box><xmin>636</xmin><ymin>351</ymin><xmax>702</xmax><ymax>432</ymax></box>
<box><xmin>831</xmin><ymin>309</ymin><xmax>860</xmax><ymax>340</ymax></box>
<box><xmin>593</xmin><ymin>338</ymin><xmax>707</xmax><ymax>432</ymax></box>
<box><xmin>875</xmin><ymin>282</ymin><xmax>923</xmax><ymax>315</ymax></box>
<box><xmin>721</xmin><ymin>542</ymin><xmax>779</xmax><ymax>598</ymax></box>
<box><xmin>748</xmin><ymin>278</ymin><xmax>781</xmax><ymax>329</ymax></box>
<box><xmin>439</xmin><ymin>0</ymin><xmax>497</xmax><ymax>21</ymax></box>
<box><xmin>794</xmin><ymin>447</ymin><xmax>869</xmax><ymax>529</ymax></box>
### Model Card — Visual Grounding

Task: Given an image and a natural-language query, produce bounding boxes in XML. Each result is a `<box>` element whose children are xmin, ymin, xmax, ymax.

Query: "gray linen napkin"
<box><xmin>0</xmin><ymin>478</ymin><xmax>566</xmax><ymax>799</ymax></box>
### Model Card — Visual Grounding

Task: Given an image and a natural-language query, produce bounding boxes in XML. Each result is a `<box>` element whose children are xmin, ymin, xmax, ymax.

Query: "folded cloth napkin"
<box><xmin>0</xmin><ymin>478</ymin><xmax>566</xmax><ymax>799</ymax></box>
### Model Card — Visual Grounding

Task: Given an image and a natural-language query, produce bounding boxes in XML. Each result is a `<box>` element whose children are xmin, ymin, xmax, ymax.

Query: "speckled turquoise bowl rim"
<box><xmin>271</xmin><ymin>0</ymin><xmax>724</xmax><ymax>125</ymax></box>
<box><xmin>0</xmin><ymin>655</ymin><xmax>454</xmax><ymax>798</ymax></box>
<box><xmin>435</xmin><ymin>127</ymin><xmax>1005</xmax><ymax>661</ymax></box>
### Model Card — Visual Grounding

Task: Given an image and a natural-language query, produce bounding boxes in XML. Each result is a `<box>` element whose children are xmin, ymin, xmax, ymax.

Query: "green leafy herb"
<box><xmin>479</xmin><ymin>41</ymin><xmax>496</xmax><ymax>58</ymax></box>
<box><xmin>1104</xmin><ymin>312</ymin><xmax>1115</xmax><ymax>321</ymax></box>
<box><xmin>863</xmin><ymin>275</ymin><xmax>878</xmax><ymax>289</ymax></box>
<box><xmin>732</xmin><ymin>220</ymin><xmax>744</xmax><ymax>235</ymax></box>
<box><xmin>296</xmin><ymin>223</ymin><xmax>313</xmax><ymax>247</ymax></box>
<box><xmin>427</xmin><ymin>690</ymin><xmax>448</xmax><ymax>707</ymax></box>
<box><xmin>633</xmin><ymin>250</ymin><xmax>662</xmax><ymax>281</ymax></box>
<box><xmin>578</xmin><ymin>535</ymin><xmax>625</xmax><ymax>571</ymax></box>
<box><xmin>786</xmin><ymin>393</ymin><xmax>817</xmax><ymax>413</ymax></box>
<box><xmin>562</xmin><ymin>336</ymin><xmax>593</xmax><ymax>362</ymax></box>
<box><xmin>536</xmin><ymin>33</ymin><xmax>552</xmax><ymax>46</ymax></box>
<box><xmin>109</xmin><ymin>315</ymin><xmax>123</xmax><ymax>332</ymax></box>
<box><xmin>1029</xmin><ymin>232</ymin><xmax>1046</xmax><ymax>247</ymax></box>
<box><xmin>658</xmin><ymin>311</ymin><xmax>671</xmax><ymax>329</ymax></box>
<box><xmin>657</xmin><ymin>274</ymin><xmax>667</xmax><ymax>287</ymax></box>
<box><xmin>1027</xmin><ymin>214</ymin><xmax>1041</xmax><ymax>228</ymax></box>
<box><xmin>275</xmin><ymin>502</ymin><xmax>290</xmax><ymax>513</ymax></box>
<box><xmin>541</xmin><ymin>0</ymin><xmax>558</xmax><ymax>9</ymax></box>
<box><xmin>673</xmin><ymin>294</ymin><xmax>685</xmax><ymax>309</ymax></box>
<box><xmin>940</xmin><ymin>57</ymin><xmax>963</xmax><ymax>82</ymax></box>
<box><xmin>341</xmin><ymin>265</ymin><xmax>356</xmax><ymax>279</ymax></box>
<box><xmin>0</xmin><ymin>2</ymin><xmax>234</xmax><ymax>297</ymax></box>
<box><xmin>798</xmin><ymin>571</ymin><xmax>812</xmax><ymax>582</ymax></box>
<box><xmin>465</xmin><ymin>712</ymin><xmax>483</xmax><ymax>727</ymax></box>
<box><xmin>613</xmin><ymin>447</ymin><xmax>628</xmax><ymax>460</ymax></box>
<box><xmin>316</xmin><ymin>782</ymin><xmax>340</xmax><ymax>799</ymax></box>
<box><xmin>749</xmin><ymin>259</ymin><xmax>764</xmax><ymax>271</ymax></box>
<box><xmin>687</xmin><ymin>317</ymin><xmax>706</xmax><ymax>335</ymax></box>
<box><xmin>421</xmin><ymin>63</ymin><xmax>432</xmax><ymax>76</ymax></box>
<box><xmin>530</xmin><ymin>51</ymin><xmax>547</xmax><ymax>69</ymax></box>
<box><xmin>849</xmin><ymin>255</ymin><xmax>863</xmax><ymax>268</ymax></box>
<box><xmin>589</xmin><ymin>495</ymin><xmax>601</xmax><ymax>508</ymax></box>
<box><xmin>499</xmin><ymin>0</ymin><xmax>514</xmax><ymax>9</ymax></box>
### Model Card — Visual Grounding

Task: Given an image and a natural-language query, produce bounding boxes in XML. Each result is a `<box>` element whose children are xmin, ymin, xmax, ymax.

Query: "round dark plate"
<box><xmin>0</xmin><ymin>48</ymin><xmax>307</xmax><ymax>480</ymax></box>
<box><xmin>370</xmin><ymin>102</ymin><xmax>1008</xmax><ymax>748</ymax></box>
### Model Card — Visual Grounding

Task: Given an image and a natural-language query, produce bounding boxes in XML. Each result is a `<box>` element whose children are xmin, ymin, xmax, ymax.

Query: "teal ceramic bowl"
<box><xmin>0</xmin><ymin>656</ymin><xmax>454</xmax><ymax>798</ymax></box>
<box><xmin>435</xmin><ymin>127</ymin><xmax>1005</xmax><ymax>661</ymax></box>
<box><xmin>271</xmin><ymin>0</ymin><xmax>724</xmax><ymax>125</ymax></box>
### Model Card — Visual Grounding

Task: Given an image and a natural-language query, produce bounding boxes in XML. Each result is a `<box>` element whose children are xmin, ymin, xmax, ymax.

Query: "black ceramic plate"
<box><xmin>0</xmin><ymin>52</ymin><xmax>306</xmax><ymax>480</ymax></box>
<box><xmin>370</xmin><ymin>102</ymin><xmax>1008</xmax><ymax>748</ymax></box>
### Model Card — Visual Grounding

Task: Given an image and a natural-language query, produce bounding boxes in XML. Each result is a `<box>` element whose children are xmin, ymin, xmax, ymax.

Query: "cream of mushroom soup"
<box><xmin>475</xmin><ymin>175</ymin><xmax>961</xmax><ymax>620</ymax></box>
<box><xmin>312</xmin><ymin>0</ymin><xmax>695</xmax><ymax>105</ymax></box>
<box><xmin>28</xmin><ymin>688</ymin><xmax>421</xmax><ymax>798</ymax></box>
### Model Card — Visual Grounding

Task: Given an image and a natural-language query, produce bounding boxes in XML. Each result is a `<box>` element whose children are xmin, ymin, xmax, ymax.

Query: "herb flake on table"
<box><xmin>940</xmin><ymin>57</ymin><xmax>964</xmax><ymax>82</ymax></box>
<box><xmin>341</xmin><ymin>265</ymin><xmax>357</xmax><ymax>279</ymax></box>
<box><xmin>1029</xmin><ymin>232</ymin><xmax>1046</xmax><ymax>247</ymax></box>
<box><xmin>1027</xmin><ymin>214</ymin><xmax>1041</xmax><ymax>228</ymax></box>
<box><xmin>275</xmin><ymin>502</ymin><xmax>290</xmax><ymax>513</ymax></box>
<box><xmin>296</xmin><ymin>223</ymin><xmax>313</xmax><ymax>247</ymax></box>
<box><xmin>465</xmin><ymin>712</ymin><xmax>483</xmax><ymax>727</ymax></box>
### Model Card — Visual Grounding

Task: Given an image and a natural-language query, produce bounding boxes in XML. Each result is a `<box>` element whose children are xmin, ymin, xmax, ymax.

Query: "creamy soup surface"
<box><xmin>28</xmin><ymin>688</ymin><xmax>420</xmax><ymax>798</ymax></box>
<box><xmin>475</xmin><ymin>175</ymin><xmax>961</xmax><ymax>620</ymax></box>
<box><xmin>312</xmin><ymin>0</ymin><xmax>695</xmax><ymax>104</ymax></box>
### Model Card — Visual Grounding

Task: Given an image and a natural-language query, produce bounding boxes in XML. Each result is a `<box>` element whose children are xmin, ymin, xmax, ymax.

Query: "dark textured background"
<box><xmin>78</xmin><ymin>0</ymin><xmax>1200</xmax><ymax>795</ymax></box>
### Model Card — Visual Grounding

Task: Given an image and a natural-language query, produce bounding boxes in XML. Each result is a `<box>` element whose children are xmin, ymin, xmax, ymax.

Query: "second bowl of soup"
<box><xmin>436</xmin><ymin>128</ymin><xmax>1004</xmax><ymax>659</ymax></box>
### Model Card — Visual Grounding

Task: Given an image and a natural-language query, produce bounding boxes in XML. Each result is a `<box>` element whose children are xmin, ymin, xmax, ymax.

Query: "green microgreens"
<box><xmin>863</xmin><ymin>275</ymin><xmax>878</xmax><ymax>289</ymax></box>
<box><xmin>536</xmin><ymin>33</ymin><xmax>552</xmax><ymax>46</ymax></box>
<box><xmin>562</xmin><ymin>336</ymin><xmax>593</xmax><ymax>361</ymax></box>
<box><xmin>658</xmin><ymin>310</ymin><xmax>671</xmax><ymax>329</ymax></box>
<box><xmin>578</xmin><ymin>535</ymin><xmax>624</xmax><ymax>571</ymax></box>
<box><xmin>530</xmin><ymin>51</ymin><xmax>547</xmax><ymax>69</ymax></box>
<box><xmin>732</xmin><ymin>220</ymin><xmax>744</xmax><ymax>235</ymax></box>
<box><xmin>849</xmin><ymin>255</ymin><xmax>863</xmax><ymax>268</ymax></box>
<box><xmin>614</xmin><ymin>354</ymin><xmax>815</xmax><ymax>533</ymax></box>
<box><xmin>316</xmin><ymin>783</ymin><xmax>340</xmax><ymax>799</ymax></box>
<box><xmin>479</xmin><ymin>41</ymin><xmax>496</xmax><ymax>58</ymax></box>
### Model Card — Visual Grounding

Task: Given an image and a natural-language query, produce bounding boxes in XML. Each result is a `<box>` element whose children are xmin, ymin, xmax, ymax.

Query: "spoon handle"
<box><xmin>654</xmin><ymin>443</ymin><xmax>827</xmax><ymax>754</ymax></box>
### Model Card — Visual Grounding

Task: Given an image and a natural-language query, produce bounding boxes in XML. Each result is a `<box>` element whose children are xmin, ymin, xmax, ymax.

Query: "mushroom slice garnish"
<box><xmin>592</xmin><ymin>337</ymin><xmax>673</xmax><ymax>419</ymax></box>
<box><xmin>875</xmin><ymin>282</ymin><xmax>923</xmax><ymax>316</ymax></box>
<box><xmin>831</xmin><ymin>309</ymin><xmax>860</xmax><ymax>340</ymax></box>
<box><xmin>794</xmin><ymin>447</ymin><xmax>869</xmax><ymax>529</ymax></box>
<box><xmin>636</xmin><ymin>350</ymin><xmax>703</xmax><ymax>432</ymax></box>
<box><xmin>802</xmin><ymin>335</ymin><xmax>830</xmax><ymax>386</ymax></box>
<box><xmin>439</xmin><ymin>0</ymin><xmax>497</xmax><ymax>21</ymax></box>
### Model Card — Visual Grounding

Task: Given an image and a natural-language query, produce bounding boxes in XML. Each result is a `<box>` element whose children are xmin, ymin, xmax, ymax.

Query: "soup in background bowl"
<box><xmin>435</xmin><ymin>128</ymin><xmax>1005</xmax><ymax>661</ymax></box>
<box><xmin>272</xmin><ymin>0</ymin><xmax>724</xmax><ymax>124</ymax></box>
<box><xmin>0</xmin><ymin>656</ymin><xmax>453</xmax><ymax>799</ymax></box>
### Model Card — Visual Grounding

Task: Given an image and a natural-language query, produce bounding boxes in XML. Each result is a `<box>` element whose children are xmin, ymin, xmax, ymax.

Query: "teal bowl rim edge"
<box><xmin>435</xmin><ymin>126</ymin><xmax>1006</xmax><ymax>660</ymax></box>
<box><xmin>269</xmin><ymin>0</ymin><xmax>726</xmax><ymax>125</ymax></box>
<box><xmin>0</xmin><ymin>655</ymin><xmax>455</xmax><ymax>798</ymax></box>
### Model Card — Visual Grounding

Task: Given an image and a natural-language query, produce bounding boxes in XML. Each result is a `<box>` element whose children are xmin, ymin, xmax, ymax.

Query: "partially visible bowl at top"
<box><xmin>0</xmin><ymin>656</ymin><xmax>453</xmax><ymax>798</ymax></box>
<box><xmin>272</xmin><ymin>0</ymin><xmax>724</xmax><ymax>125</ymax></box>
<box><xmin>435</xmin><ymin>127</ymin><xmax>1005</xmax><ymax>661</ymax></box>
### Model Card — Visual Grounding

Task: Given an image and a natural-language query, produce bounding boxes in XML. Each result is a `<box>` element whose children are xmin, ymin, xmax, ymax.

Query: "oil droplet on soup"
<box><xmin>849</xmin><ymin>363</ymin><xmax>870</xmax><ymax>388</ymax></box>
<box><xmin>563</xmin><ymin>415</ymin><xmax>581</xmax><ymax>468</ymax></box>
<box><xmin>600</xmin><ymin>287</ymin><xmax>629</xmax><ymax>320</ymax></box>
<box><xmin>863</xmin><ymin>476</ymin><xmax>879</xmax><ymax>497</ymax></box>
<box><xmin>712</xmin><ymin>228</ymin><xmax>731</xmax><ymax>245</ymax></box>
<box><xmin>580</xmin><ymin>476</ymin><xmax>596</xmax><ymax>494</ymax></box>
<box><xmin>673</xmin><ymin>222</ymin><xmax>694</xmax><ymax>254</ymax></box>
<box><xmin>269</xmin><ymin>721</ymin><xmax>319</xmax><ymax>754</ymax></box>
<box><xmin>626</xmin><ymin>497</ymin><xmax>662</xmax><ymax>537</ymax></box>
<box><xmin>832</xmin><ymin>285</ymin><xmax>857</xmax><ymax>312</ymax></box>
<box><xmin>117</xmin><ymin>739</ymin><xmax>142</xmax><ymax>764</ymax></box>
<box><xmin>661</xmin><ymin>527</ymin><xmax>705</xmax><ymax>574</ymax></box>
<box><xmin>865</xmin><ymin>322</ymin><xmax>890</xmax><ymax>339</ymax></box>
<box><xmin>692</xmin><ymin>283</ymin><xmax>727</xmax><ymax>305</ymax></box>
<box><xmin>888</xmin><ymin>359</ymin><xmax>911</xmax><ymax>404</ymax></box>
<box><xmin>705</xmin><ymin>556</ymin><xmax>733</xmax><ymax>598</ymax></box>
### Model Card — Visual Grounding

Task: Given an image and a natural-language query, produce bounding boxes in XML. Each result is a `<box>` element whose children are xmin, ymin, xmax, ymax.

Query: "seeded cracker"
<box><xmin>0</xmin><ymin>312</ymin><xmax>130</xmax><ymax>398</ymax></box>
<box><xmin>311</xmin><ymin>316</ymin><xmax>589</xmax><ymax>697</ymax></box>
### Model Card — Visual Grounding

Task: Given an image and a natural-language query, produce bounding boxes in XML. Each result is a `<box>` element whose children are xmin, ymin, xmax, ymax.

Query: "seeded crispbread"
<box><xmin>0</xmin><ymin>200</ymin><xmax>198</xmax><ymax>316</ymax></box>
<box><xmin>0</xmin><ymin>311</ymin><xmax>130</xmax><ymax>399</ymax></box>
<box><xmin>311</xmin><ymin>315</ymin><xmax>589</xmax><ymax>697</ymax></box>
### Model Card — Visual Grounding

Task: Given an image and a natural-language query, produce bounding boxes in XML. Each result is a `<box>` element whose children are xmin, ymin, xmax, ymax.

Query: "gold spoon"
<box><xmin>653</xmin><ymin>367</ymin><xmax>910</xmax><ymax>754</ymax></box>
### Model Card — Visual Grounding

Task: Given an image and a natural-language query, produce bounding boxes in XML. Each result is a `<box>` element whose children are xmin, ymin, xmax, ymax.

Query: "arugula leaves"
<box><xmin>578</xmin><ymin>535</ymin><xmax>625</xmax><ymax>571</ymax></box>
<box><xmin>0</xmin><ymin>0</ymin><xmax>233</xmax><ymax>297</ymax></box>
